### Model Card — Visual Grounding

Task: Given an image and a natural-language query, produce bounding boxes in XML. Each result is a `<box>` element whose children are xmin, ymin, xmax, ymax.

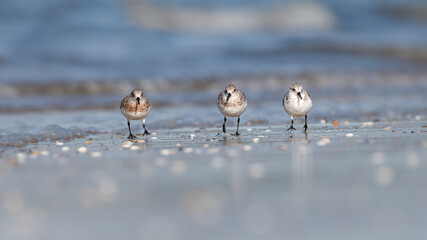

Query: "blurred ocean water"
<box><xmin>0</xmin><ymin>0</ymin><xmax>426</xmax><ymax>112</ymax></box>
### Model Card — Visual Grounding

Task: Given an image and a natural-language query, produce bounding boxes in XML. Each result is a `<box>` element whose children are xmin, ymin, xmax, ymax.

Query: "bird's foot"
<box><xmin>142</xmin><ymin>130</ymin><xmax>151</xmax><ymax>136</ymax></box>
<box><xmin>303</xmin><ymin>125</ymin><xmax>308</xmax><ymax>133</ymax></box>
<box><xmin>128</xmin><ymin>134</ymin><xmax>137</xmax><ymax>139</ymax></box>
<box><xmin>233</xmin><ymin>131</ymin><xmax>240</xmax><ymax>136</ymax></box>
<box><xmin>287</xmin><ymin>126</ymin><xmax>296</xmax><ymax>131</ymax></box>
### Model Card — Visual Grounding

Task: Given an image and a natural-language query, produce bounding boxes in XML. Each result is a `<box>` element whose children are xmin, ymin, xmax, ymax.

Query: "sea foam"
<box><xmin>0</xmin><ymin>125</ymin><xmax>91</xmax><ymax>148</ymax></box>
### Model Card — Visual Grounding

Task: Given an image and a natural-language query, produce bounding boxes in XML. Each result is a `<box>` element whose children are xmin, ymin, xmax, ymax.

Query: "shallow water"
<box><xmin>1</xmin><ymin>0</ymin><xmax>427</xmax><ymax>116</ymax></box>
<box><xmin>1</xmin><ymin>0</ymin><xmax>427</xmax><ymax>83</ymax></box>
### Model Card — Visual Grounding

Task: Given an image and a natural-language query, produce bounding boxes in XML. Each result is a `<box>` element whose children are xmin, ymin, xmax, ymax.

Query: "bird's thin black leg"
<box><xmin>142</xmin><ymin>119</ymin><xmax>150</xmax><ymax>136</ymax></box>
<box><xmin>303</xmin><ymin>115</ymin><xmax>308</xmax><ymax>133</ymax></box>
<box><xmin>127</xmin><ymin>120</ymin><xmax>136</xmax><ymax>139</ymax></box>
<box><xmin>222</xmin><ymin>117</ymin><xmax>227</xmax><ymax>133</ymax></box>
<box><xmin>287</xmin><ymin>118</ymin><xmax>296</xmax><ymax>131</ymax></box>
<box><xmin>235</xmin><ymin>117</ymin><xmax>240</xmax><ymax>136</ymax></box>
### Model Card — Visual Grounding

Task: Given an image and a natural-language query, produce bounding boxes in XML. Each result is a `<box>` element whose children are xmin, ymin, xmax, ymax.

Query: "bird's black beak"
<box><xmin>297</xmin><ymin>92</ymin><xmax>302</xmax><ymax>99</ymax></box>
<box><xmin>227</xmin><ymin>93</ymin><xmax>231</xmax><ymax>101</ymax></box>
<box><xmin>136</xmin><ymin>97</ymin><xmax>140</xmax><ymax>105</ymax></box>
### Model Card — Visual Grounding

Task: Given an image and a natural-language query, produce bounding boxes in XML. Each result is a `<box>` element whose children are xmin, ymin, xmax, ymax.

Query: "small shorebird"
<box><xmin>283</xmin><ymin>83</ymin><xmax>313</xmax><ymax>133</ymax></box>
<box><xmin>217</xmin><ymin>84</ymin><xmax>247</xmax><ymax>136</ymax></box>
<box><xmin>120</xmin><ymin>89</ymin><xmax>151</xmax><ymax>139</ymax></box>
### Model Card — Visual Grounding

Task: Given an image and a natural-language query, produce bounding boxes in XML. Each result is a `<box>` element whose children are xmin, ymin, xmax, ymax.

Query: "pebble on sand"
<box><xmin>317</xmin><ymin>138</ymin><xmax>331</xmax><ymax>146</ymax></box>
<box><xmin>130</xmin><ymin>145</ymin><xmax>140</xmax><ymax>151</ymax></box>
<box><xmin>280</xmin><ymin>144</ymin><xmax>288</xmax><ymax>150</ymax></box>
<box><xmin>41</xmin><ymin>151</ymin><xmax>49</xmax><ymax>156</ymax></box>
<box><xmin>375</xmin><ymin>166</ymin><xmax>394</xmax><ymax>185</ymax></box>
<box><xmin>406</xmin><ymin>153</ymin><xmax>420</xmax><ymax>167</ymax></box>
<box><xmin>161</xmin><ymin>149</ymin><xmax>177</xmax><ymax>156</ymax></box>
<box><xmin>16</xmin><ymin>153</ymin><xmax>26</xmax><ymax>163</ymax></box>
<box><xmin>243</xmin><ymin>145</ymin><xmax>253</xmax><ymax>151</ymax></box>
<box><xmin>361</xmin><ymin>122</ymin><xmax>373</xmax><ymax>127</ymax></box>
<box><xmin>183</xmin><ymin>147</ymin><xmax>193</xmax><ymax>153</ymax></box>
<box><xmin>78</xmin><ymin>147</ymin><xmax>87</xmax><ymax>153</ymax></box>
<box><xmin>332</xmin><ymin>120</ymin><xmax>339</xmax><ymax>127</ymax></box>
<box><xmin>207</xmin><ymin>148</ymin><xmax>220</xmax><ymax>154</ymax></box>
<box><xmin>122</xmin><ymin>141</ymin><xmax>133</xmax><ymax>148</ymax></box>
<box><xmin>91</xmin><ymin>152</ymin><xmax>102</xmax><ymax>158</ymax></box>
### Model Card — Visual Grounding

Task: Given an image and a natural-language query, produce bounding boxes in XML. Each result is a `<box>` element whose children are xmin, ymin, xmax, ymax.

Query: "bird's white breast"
<box><xmin>218</xmin><ymin>102</ymin><xmax>247</xmax><ymax>117</ymax></box>
<box><xmin>284</xmin><ymin>96</ymin><xmax>312</xmax><ymax>117</ymax></box>
<box><xmin>121</xmin><ymin>107</ymin><xmax>150</xmax><ymax>120</ymax></box>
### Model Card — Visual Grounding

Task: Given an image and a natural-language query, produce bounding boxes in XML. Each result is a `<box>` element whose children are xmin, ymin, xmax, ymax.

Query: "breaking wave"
<box><xmin>124</xmin><ymin>1</ymin><xmax>336</xmax><ymax>32</ymax></box>
<box><xmin>0</xmin><ymin>125</ymin><xmax>89</xmax><ymax>148</ymax></box>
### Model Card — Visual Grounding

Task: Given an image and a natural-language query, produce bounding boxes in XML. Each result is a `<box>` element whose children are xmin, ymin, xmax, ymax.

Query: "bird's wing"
<box><xmin>142</xmin><ymin>96</ymin><xmax>151</xmax><ymax>112</ymax></box>
<box><xmin>120</xmin><ymin>98</ymin><xmax>125</xmax><ymax>109</ymax></box>
<box><xmin>218</xmin><ymin>92</ymin><xmax>224</xmax><ymax>105</ymax></box>
<box><xmin>304</xmin><ymin>90</ymin><xmax>311</xmax><ymax>100</ymax></box>
<box><xmin>283</xmin><ymin>91</ymin><xmax>289</xmax><ymax>106</ymax></box>
<box><xmin>239</xmin><ymin>92</ymin><xmax>246</xmax><ymax>103</ymax></box>
<box><xmin>145</xmin><ymin>97</ymin><xmax>151</xmax><ymax>109</ymax></box>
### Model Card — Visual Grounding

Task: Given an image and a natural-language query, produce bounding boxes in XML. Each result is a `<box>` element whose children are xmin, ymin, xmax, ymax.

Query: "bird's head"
<box><xmin>131</xmin><ymin>89</ymin><xmax>143</xmax><ymax>105</ymax></box>
<box><xmin>225</xmin><ymin>84</ymin><xmax>238</xmax><ymax>100</ymax></box>
<box><xmin>289</xmin><ymin>83</ymin><xmax>304</xmax><ymax>99</ymax></box>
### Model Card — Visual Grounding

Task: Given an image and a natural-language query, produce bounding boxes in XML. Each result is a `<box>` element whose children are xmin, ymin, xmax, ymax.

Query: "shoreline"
<box><xmin>1</xmin><ymin>121</ymin><xmax>426</xmax><ymax>239</ymax></box>
<box><xmin>1</xmin><ymin>120</ymin><xmax>425</xmax><ymax>156</ymax></box>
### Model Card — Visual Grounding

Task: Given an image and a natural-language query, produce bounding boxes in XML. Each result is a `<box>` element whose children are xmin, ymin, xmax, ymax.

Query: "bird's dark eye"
<box><xmin>292</xmin><ymin>88</ymin><xmax>295</xmax><ymax>91</ymax></box>
<box><xmin>234</xmin><ymin>89</ymin><xmax>237</xmax><ymax>92</ymax></box>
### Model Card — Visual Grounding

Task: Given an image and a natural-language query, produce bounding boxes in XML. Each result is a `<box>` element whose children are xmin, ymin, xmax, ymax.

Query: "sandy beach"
<box><xmin>1</xmin><ymin>119</ymin><xmax>426</xmax><ymax>240</ymax></box>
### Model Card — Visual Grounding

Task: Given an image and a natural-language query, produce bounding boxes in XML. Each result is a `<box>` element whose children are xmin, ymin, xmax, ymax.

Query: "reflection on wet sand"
<box><xmin>291</xmin><ymin>142</ymin><xmax>313</xmax><ymax>192</ymax></box>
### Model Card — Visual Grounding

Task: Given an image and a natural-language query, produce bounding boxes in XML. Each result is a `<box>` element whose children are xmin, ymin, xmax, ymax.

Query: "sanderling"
<box><xmin>120</xmin><ymin>89</ymin><xmax>151</xmax><ymax>139</ymax></box>
<box><xmin>217</xmin><ymin>84</ymin><xmax>247</xmax><ymax>136</ymax></box>
<box><xmin>283</xmin><ymin>83</ymin><xmax>313</xmax><ymax>133</ymax></box>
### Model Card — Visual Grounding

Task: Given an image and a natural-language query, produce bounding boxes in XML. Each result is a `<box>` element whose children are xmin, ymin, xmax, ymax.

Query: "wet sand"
<box><xmin>1</xmin><ymin>120</ymin><xmax>426</xmax><ymax>240</ymax></box>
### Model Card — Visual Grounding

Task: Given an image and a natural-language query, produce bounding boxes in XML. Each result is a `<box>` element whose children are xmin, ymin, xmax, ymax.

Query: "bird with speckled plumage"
<box><xmin>120</xmin><ymin>89</ymin><xmax>151</xmax><ymax>139</ymax></box>
<box><xmin>217</xmin><ymin>84</ymin><xmax>247</xmax><ymax>136</ymax></box>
